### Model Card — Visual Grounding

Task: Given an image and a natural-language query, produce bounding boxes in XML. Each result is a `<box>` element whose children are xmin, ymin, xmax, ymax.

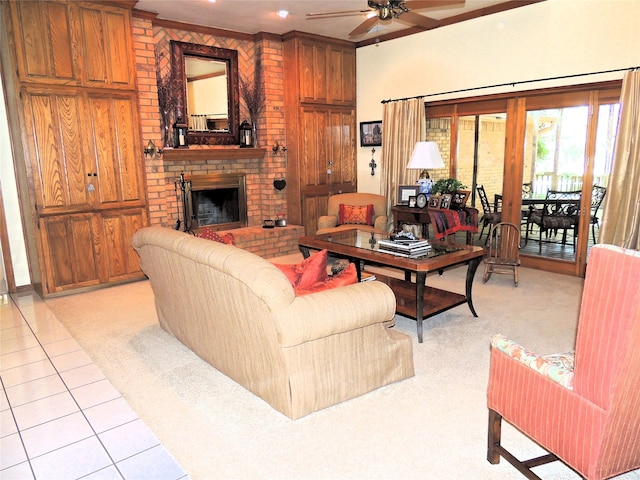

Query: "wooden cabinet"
<box><xmin>4</xmin><ymin>0</ymin><xmax>147</xmax><ymax>295</ymax></box>
<box><xmin>9</xmin><ymin>0</ymin><xmax>135</xmax><ymax>89</ymax></box>
<box><xmin>283</xmin><ymin>33</ymin><xmax>357</xmax><ymax>235</ymax></box>
<box><xmin>40</xmin><ymin>209</ymin><xmax>147</xmax><ymax>294</ymax></box>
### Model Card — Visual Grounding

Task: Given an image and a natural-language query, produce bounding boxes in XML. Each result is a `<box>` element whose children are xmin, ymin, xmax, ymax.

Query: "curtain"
<box><xmin>599</xmin><ymin>71</ymin><xmax>640</xmax><ymax>249</ymax></box>
<box><xmin>380</xmin><ymin>98</ymin><xmax>426</xmax><ymax>231</ymax></box>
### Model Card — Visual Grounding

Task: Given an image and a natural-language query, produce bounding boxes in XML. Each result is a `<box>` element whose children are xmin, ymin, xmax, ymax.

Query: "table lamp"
<box><xmin>406</xmin><ymin>141</ymin><xmax>445</xmax><ymax>195</ymax></box>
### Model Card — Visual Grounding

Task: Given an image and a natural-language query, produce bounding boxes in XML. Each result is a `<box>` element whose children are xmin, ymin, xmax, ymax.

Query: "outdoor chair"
<box><xmin>525</xmin><ymin>189</ymin><xmax>581</xmax><ymax>253</ymax></box>
<box><xmin>590</xmin><ymin>185</ymin><xmax>607</xmax><ymax>244</ymax></box>
<box><xmin>482</xmin><ymin>222</ymin><xmax>521</xmax><ymax>286</ymax></box>
<box><xmin>487</xmin><ymin>244</ymin><xmax>640</xmax><ymax>479</ymax></box>
<box><xmin>477</xmin><ymin>185</ymin><xmax>502</xmax><ymax>242</ymax></box>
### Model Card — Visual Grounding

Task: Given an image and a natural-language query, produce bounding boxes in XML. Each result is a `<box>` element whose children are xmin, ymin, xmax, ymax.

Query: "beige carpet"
<box><xmin>45</xmin><ymin>262</ymin><xmax>640</xmax><ymax>480</ymax></box>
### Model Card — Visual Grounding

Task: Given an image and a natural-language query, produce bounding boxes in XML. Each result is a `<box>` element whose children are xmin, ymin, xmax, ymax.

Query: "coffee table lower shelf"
<box><xmin>373</xmin><ymin>273</ymin><xmax>471</xmax><ymax>331</ymax></box>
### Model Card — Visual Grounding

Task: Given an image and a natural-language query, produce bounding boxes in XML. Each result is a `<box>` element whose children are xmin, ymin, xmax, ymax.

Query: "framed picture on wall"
<box><xmin>398</xmin><ymin>185</ymin><xmax>419</xmax><ymax>205</ymax></box>
<box><xmin>360</xmin><ymin>121</ymin><xmax>382</xmax><ymax>147</ymax></box>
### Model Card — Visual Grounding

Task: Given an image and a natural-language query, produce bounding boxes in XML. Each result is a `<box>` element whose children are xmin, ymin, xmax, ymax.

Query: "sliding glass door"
<box><xmin>425</xmin><ymin>83</ymin><xmax>621</xmax><ymax>276</ymax></box>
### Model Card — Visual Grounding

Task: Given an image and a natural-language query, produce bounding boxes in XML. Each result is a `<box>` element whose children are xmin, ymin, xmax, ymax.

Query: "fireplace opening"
<box><xmin>185</xmin><ymin>174</ymin><xmax>247</xmax><ymax>231</ymax></box>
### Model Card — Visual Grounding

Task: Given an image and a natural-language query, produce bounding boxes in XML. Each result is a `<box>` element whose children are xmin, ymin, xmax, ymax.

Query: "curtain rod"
<box><xmin>380</xmin><ymin>66</ymin><xmax>640</xmax><ymax>104</ymax></box>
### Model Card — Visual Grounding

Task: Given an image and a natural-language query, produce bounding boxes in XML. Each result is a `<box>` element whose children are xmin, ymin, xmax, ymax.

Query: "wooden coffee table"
<box><xmin>298</xmin><ymin>229</ymin><xmax>484</xmax><ymax>343</ymax></box>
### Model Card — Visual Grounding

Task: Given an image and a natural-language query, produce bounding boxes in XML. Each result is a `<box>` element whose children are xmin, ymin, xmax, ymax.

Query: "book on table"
<box><xmin>377</xmin><ymin>238</ymin><xmax>432</xmax><ymax>258</ymax></box>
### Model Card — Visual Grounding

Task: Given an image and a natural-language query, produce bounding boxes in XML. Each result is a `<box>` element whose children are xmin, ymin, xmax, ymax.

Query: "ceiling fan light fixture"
<box><xmin>380</xmin><ymin>6</ymin><xmax>395</xmax><ymax>20</ymax></box>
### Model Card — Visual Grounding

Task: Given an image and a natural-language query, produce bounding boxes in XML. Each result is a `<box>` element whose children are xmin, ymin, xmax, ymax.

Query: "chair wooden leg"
<box><xmin>488</xmin><ymin>408</ymin><xmax>502</xmax><ymax>464</ymax></box>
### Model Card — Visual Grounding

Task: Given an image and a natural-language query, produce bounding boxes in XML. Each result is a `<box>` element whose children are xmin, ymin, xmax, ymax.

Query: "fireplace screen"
<box><xmin>191</xmin><ymin>188</ymin><xmax>239</xmax><ymax>226</ymax></box>
<box><xmin>184</xmin><ymin>174</ymin><xmax>247</xmax><ymax>230</ymax></box>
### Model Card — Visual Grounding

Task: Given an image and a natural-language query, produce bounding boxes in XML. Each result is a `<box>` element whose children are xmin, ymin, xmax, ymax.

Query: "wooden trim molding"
<box><xmin>162</xmin><ymin>148</ymin><xmax>267</xmax><ymax>162</ymax></box>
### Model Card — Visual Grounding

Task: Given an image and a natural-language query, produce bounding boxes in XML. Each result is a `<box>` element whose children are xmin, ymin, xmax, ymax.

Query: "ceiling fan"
<box><xmin>306</xmin><ymin>0</ymin><xmax>466</xmax><ymax>38</ymax></box>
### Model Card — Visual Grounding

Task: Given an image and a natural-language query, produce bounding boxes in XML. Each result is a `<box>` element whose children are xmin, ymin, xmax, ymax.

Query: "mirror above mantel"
<box><xmin>171</xmin><ymin>40</ymin><xmax>240</xmax><ymax>146</ymax></box>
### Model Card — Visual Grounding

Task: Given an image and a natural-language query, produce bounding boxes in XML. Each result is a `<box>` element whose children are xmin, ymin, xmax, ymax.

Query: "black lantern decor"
<box><xmin>239</xmin><ymin>119</ymin><xmax>253</xmax><ymax>148</ymax></box>
<box><xmin>173</xmin><ymin>117</ymin><xmax>188</xmax><ymax>148</ymax></box>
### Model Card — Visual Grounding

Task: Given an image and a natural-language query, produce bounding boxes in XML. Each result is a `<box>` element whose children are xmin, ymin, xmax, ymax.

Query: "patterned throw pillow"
<box><xmin>196</xmin><ymin>227</ymin><xmax>235</xmax><ymax>245</ymax></box>
<box><xmin>338</xmin><ymin>204</ymin><xmax>374</xmax><ymax>226</ymax></box>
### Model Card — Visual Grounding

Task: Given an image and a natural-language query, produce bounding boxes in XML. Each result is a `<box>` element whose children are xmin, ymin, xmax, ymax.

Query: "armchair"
<box><xmin>487</xmin><ymin>244</ymin><xmax>640</xmax><ymax>479</ymax></box>
<box><xmin>316</xmin><ymin>193</ymin><xmax>388</xmax><ymax>234</ymax></box>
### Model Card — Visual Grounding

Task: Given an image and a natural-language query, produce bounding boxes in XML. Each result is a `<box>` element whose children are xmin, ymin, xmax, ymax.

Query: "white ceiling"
<box><xmin>134</xmin><ymin>0</ymin><xmax>531</xmax><ymax>43</ymax></box>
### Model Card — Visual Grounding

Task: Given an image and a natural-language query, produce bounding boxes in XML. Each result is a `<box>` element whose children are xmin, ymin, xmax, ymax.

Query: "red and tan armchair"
<box><xmin>487</xmin><ymin>244</ymin><xmax>640</xmax><ymax>480</ymax></box>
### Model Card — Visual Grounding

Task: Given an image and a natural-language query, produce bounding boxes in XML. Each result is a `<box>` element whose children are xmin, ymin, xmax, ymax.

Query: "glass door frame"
<box><xmin>425</xmin><ymin>81</ymin><xmax>621</xmax><ymax>276</ymax></box>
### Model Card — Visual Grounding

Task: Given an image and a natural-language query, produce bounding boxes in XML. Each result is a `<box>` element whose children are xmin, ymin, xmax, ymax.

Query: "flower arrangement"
<box><xmin>239</xmin><ymin>59</ymin><xmax>265</xmax><ymax>146</ymax></box>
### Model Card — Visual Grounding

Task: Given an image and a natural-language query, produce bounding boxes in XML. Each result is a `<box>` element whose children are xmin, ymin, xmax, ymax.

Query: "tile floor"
<box><xmin>1</xmin><ymin>291</ymin><xmax>190</xmax><ymax>480</ymax></box>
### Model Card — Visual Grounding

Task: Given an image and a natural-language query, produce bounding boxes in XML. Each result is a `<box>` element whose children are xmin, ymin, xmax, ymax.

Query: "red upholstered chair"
<box><xmin>487</xmin><ymin>244</ymin><xmax>640</xmax><ymax>480</ymax></box>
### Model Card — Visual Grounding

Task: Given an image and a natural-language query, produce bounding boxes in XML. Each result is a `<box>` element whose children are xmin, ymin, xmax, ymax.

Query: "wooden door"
<box><xmin>78</xmin><ymin>4</ymin><xmax>135</xmax><ymax>89</ymax></box>
<box><xmin>39</xmin><ymin>213</ymin><xmax>102</xmax><ymax>293</ymax></box>
<box><xmin>100</xmin><ymin>208</ymin><xmax>147</xmax><ymax>281</ymax></box>
<box><xmin>298</xmin><ymin>106</ymin><xmax>356</xmax><ymax>235</ymax></box>
<box><xmin>85</xmin><ymin>93</ymin><xmax>146</xmax><ymax>208</ymax></box>
<box><xmin>21</xmin><ymin>89</ymin><xmax>94</xmax><ymax>214</ymax></box>
<box><xmin>9</xmin><ymin>0</ymin><xmax>80</xmax><ymax>85</ymax></box>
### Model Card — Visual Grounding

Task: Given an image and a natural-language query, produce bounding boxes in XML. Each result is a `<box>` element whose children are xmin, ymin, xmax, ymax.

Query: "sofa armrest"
<box><xmin>317</xmin><ymin>215</ymin><xmax>338</xmax><ymax>231</ymax></box>
<box><xmin>273</xmin><ymin>281</ymin><xmax>396</xmax><ymax>347</ymax></box>
<box><xmin>373</xmin><ymin>215</ymin><xmax>388</xmax><ymax>232</ymax></box>
<box><xmin>491</xmin><ymin>334</ymin><xmax>574</xmax><ymax>389</ymax></box>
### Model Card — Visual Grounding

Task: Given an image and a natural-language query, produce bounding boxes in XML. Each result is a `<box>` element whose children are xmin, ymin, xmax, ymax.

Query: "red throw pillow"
<box><xmin>295</xmin><ymin>262</ymin><xmax>358</xmax><ymax>296</ymax></box>
<box><xmin>274</xmin><ymin>250</ymin><xmax>328</xmax><ymax>290</ymax></box>
<box><xmin>338</xmin><ymin>204</ymin><xmax>374</xmax><ymax>226</ymax></box>
<box><xmin>197</xmin><ymin>227</ymin><xmax>234</xmax><ymax>245</ymax></box>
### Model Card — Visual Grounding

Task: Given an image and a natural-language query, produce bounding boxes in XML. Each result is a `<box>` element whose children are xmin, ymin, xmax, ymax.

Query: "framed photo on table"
<box><xmin>428</xmin><ymin>196</ymin><xmax>442</xmax><ymax>208</ymax></box>
<box><xmin>408</xmin><ymin>196</ymin><xmax>417</xmax><ymax>208</ymax></box>
<box><xmin>451</xmin><ymin>190</ymin><xmax>470</xmax><ymax>210</ymax></box>
<box><xmin>398</xmin><ymin>185</ymin><xmax>419</xmax><ymax>205</ymax></box>
<box><xmin>440</xmin><ymin>193</ymin><xmax>453</xmax><ymax>209</ymax></box>
<box><xmin>360</xmin><ymin>121</ymin><xmax>382</xmax><ymax>147</ymax></box>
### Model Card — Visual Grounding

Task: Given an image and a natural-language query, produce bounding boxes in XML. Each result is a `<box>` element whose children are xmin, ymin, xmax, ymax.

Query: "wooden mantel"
<box><xmin>162</xmin><ymin>147</ymin><xmax>267</xmax><ymax>161</ymax></box>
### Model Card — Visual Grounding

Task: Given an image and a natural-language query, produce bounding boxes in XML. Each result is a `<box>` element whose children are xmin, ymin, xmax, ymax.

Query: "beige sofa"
<box><xmin>132</xmin><ymin>226</ymin><xmax>414</xmax><ymax>419</ymax></box>
<box><xmin>317</xmin><ymin>192</ymin><xmax>389</xmax><ymax>234</ymax></box>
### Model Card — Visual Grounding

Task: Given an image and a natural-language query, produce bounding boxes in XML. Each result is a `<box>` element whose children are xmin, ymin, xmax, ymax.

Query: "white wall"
<box><xmin>0</xmin><ymin>75</ymin><xmax>30</xmax><ymax>287</ymax></box>
<box><xmin>356</xmin><ymin>0</ymin><xmax>640</xmax><ymax>193</ymax></box>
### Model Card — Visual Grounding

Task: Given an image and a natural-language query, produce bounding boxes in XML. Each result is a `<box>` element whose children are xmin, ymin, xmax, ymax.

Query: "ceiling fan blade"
<box><xmin>404</xmin><ymin>0</ymin><xmax>465</xmax><ymax>9</ymax></box>
<box><xmin>397</xmin><ymin>11</ymin><xmax>440</xmax><ymax>29</ymax></box>
<box><xmin>306</xmin><ymin>9</ymin><xmax>370</xmax><ymax>18</ymax></box>
<box><xmin>349</xmin><ymin>16</ymin><xmax>379</xmax><ymax>38</ymax></box>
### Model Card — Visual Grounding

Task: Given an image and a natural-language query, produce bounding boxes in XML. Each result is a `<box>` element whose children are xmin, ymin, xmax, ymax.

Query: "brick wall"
<box><xmin>131</xmin><ymin>17</ymin><xmax>288</xmax><ymax>230</ymax></box>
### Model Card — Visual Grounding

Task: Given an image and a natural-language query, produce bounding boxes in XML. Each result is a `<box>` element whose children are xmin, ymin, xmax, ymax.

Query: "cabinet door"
<box><xmin>39</xmin><ymin>213</ymin><xmax>102</xmax><ymax>293</ymax></box>
<box><xmin>78</xmin><ymin>4</ymin><xmax>135</xmax><ymax>89</ymax></box>
<box><xmin>86</xmin><ymin>93</ymin><xmax>146</xmax><ymax>208</ymax></box>
<box><xmin>328</xmin><ymin>47</ymin><xmax>356</xmax><ymax>105</ymax></box>
<box><xmin>8</xmin><ymin>0</ymin><xmax>79</xmax><ymax>85</ymax></box>
<box><xmin>299</xmin><ymin>41</ymin><xmax>328</xmax><ymax>103</ymax></box>
<box><xmin>99</xmin><ymin>209</ymin><xmax>147</xmax><ymax>281</ymax></box>
<box><xmin>298</xmin><ymin>107</ymin><xmax>356</xmax><ymax>235</ymax></box>
<box><xmin>21</xmin><ymin>89</ymin><xmax>94</xmax><ymax>213</ymax></box>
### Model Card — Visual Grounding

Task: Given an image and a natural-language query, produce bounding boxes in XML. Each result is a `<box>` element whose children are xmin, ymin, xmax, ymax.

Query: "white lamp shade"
<box><xmin>406</xmin><ymin>141</ymin><xmax>445</xmax><ymax>170</ymax></box>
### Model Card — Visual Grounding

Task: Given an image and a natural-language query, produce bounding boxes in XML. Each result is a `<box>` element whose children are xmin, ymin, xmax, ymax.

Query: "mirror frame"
<box><xmin>171</xmin><ymin>40</ymin><xmax>240</xmax><ymax>146</ymax></box>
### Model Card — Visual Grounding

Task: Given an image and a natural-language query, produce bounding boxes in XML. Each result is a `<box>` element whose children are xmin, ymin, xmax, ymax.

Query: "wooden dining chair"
<box><xmin>476</xmin><ymin>185</ymin><xmax>502</xmax><ymax>242</ymax></box>
<box><xmin>482</xmin><ymin>222</ymin><xmax>521</xmax><ymax>286</ymax></box>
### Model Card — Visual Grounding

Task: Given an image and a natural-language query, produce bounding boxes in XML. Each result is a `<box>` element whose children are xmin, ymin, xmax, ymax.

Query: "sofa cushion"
<box><xmin>274</xmin><ymin>250</ymin><xmax>328</xmax><ymax>290</ymax></box>
<box><xmin>295</xmin><ymin>263</ymin><xmax>358</xmax><ymax>296</ymax></box>
<box><xmin>338</xmin><ymin>204</ymin><xmax>374</xmax><ymax>226</ymax></box>
<box><xmin>196</xmin><ymin>227</ymin><xmax>235</xmax><ymax>245</ymax></box>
